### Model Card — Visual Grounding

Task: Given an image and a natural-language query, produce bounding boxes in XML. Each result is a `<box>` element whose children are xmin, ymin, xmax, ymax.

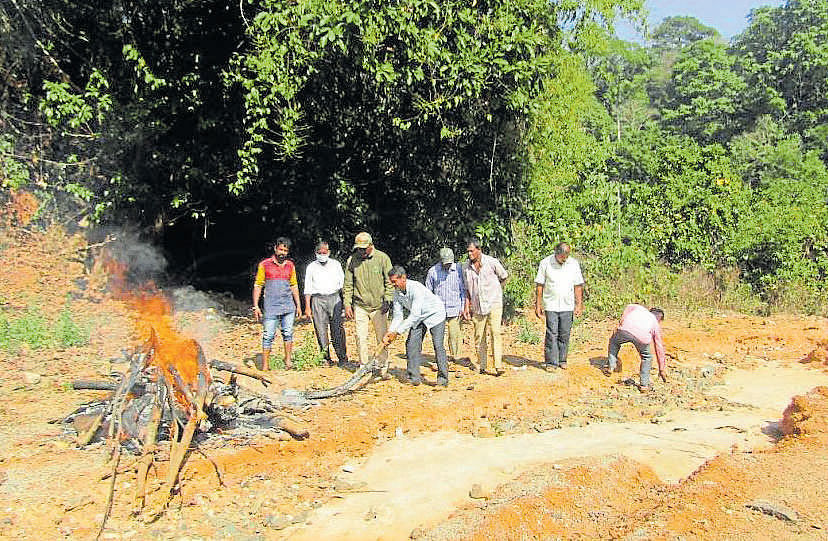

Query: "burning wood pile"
<box><xmin>61</xmin><ymin>328</ymin><xmax>311</xmax><ymax>526</ymax></box>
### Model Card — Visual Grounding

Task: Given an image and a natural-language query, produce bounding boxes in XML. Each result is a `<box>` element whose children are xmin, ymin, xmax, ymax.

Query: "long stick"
<box><xmin>133</xmin><ymin>373</ymin><xmax>164</xmax><ymax>513</ymax></box>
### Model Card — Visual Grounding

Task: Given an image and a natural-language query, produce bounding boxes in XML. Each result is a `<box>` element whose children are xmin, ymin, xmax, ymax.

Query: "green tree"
<box><xmin>649</xmin><ymin>15</ymin><xmax>720</xmax><ymax>51</ymax></box>
<box><xmin>733</xmin><ymin>1</ymin><xmax>828</xmax><ymax>135</ymax></box>
<box><xmin>661</xmin><ymin>39</ymin><xmax>747</xmax><ymax>143</ymax></box>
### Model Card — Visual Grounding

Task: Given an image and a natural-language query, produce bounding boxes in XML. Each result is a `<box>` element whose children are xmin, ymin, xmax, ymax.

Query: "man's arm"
<box><xmin>574</xmin><ymin>284</ymin><xmax>584</xmax><ymax>317</ymax></box>
<box><xmin>289</xmin><ymin>265</ymin><xmax>301</xmax><ymax>317</ymax></box>
<box><xmin>653</xmin><ymin>325</ymin><xmax>667</xmax><ymax>381</ymax></box>
<box><xmin>382</xmin><ymin>253</ymin><xmax>394</xmax><ymax>302</ymax></box>
<box><xmin>252</xmin><ymin>263</ymin><xmax>265</xmax><ymax>321</ymax></box>
<box><xmin>343</xmin><ymin>256</ymin><xmax>354</xmax><ymax>318</ymax></box>
<box><xmin>535</xmin><ymin>284</ymin><xmax>544</xmax><ymax>319</ymax></box>
<box><xmin>494</xmin><ymin>257</ymin><xmax>508</xmax><ymax>283</ymax></box>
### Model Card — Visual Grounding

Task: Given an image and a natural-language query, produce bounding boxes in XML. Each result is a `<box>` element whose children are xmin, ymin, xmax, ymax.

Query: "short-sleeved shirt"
<box><xmin>304</xmin><ymin>259</ymin><xmax>344</xmax><ymax>296</ymax></box>
<box><xmin>618</xmin><ymin>304</ymin><xmax>666</xmax><ymax>372</ymax></box>
<box><xmin>462</xmin><ymin>254</ymin><xmax>508</xmax><ymax>316</ymax></box>
<box><xmin>534</xmin><ymin>255</ymin><xmax>584</xmax><ymax>312</ymax></box>
<box><xmin>255</xmin><ymin>258</ymin><xmax>297</xmax><ymax>317</ymax></box>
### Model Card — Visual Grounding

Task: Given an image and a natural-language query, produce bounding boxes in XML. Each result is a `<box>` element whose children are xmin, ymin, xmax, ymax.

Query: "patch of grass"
<box><xmin>0</xmin><ymin>299</ymin><xmax>90</xmax><ymax>354</ymax></box>
<box><xmin>268</xmin><ymin>332</ymin><xmax>325</xmax><ymax>370</ymax></box>
<box><xmin>515</xmin><ymin>317</ymin><xmax>541</xmax><ymax>345</ymax></box>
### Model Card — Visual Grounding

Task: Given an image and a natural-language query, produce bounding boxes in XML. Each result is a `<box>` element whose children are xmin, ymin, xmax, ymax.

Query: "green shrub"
<box><xmin>0</xmin><ymin>301</ymin><xmax>90</xmax><ymax>354</ymax></box>
<box><xmin>515</xmin><ymin>317</ymin><xmax>541</xmax><ymax>345</ymax></box>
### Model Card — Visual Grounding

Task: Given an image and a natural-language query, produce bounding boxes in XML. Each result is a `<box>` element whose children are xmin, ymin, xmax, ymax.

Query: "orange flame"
<box><xmin>100</xmin><ymin>252</ymin><xmax>211</xmax><ymax>411</ymax></box>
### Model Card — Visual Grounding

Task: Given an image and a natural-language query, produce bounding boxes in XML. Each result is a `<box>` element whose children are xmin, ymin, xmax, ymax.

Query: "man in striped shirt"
<box><xmin>425</xmin><ymin>247</ymin><xmax>466</xmax><ymax>365</ymax></box>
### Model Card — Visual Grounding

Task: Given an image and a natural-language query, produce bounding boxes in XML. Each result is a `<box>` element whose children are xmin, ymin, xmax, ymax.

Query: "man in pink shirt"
<box><xmin>606</xmin><ymin>304</ymin><xmax>667</xmax><ymax>391</ymax></box>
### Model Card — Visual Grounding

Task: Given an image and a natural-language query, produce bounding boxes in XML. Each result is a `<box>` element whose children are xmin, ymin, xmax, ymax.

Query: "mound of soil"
<box><xmin>800</xmin><ymin>339</ymin><xmax>828</xmax><ymax>367</ymax></box>
<box><xmin>781</xmin><ymin>386</ymin><xmax>828</xmax><ymax>436</ymax></box>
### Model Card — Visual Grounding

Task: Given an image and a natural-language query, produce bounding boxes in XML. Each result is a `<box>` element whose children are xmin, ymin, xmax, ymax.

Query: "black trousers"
<box><xmin>544</xmin><ymin>310</ymin><xmax>573</xmax><ymax>366</ymax></box>
<box><xmin>405</xmin><ymin>321</ymin><xmax>448</xmax><ymax>382</ymax></box>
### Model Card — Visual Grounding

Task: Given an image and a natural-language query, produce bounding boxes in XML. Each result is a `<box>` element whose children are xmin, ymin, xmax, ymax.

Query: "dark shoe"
<box><xmin>494</xmin><ymin>369</ymin><xmax>505</xmax><ymax>377</ymax></box>
<box><xmin>602</xmin><ymin>365</ymin><xmax>612</xmax><ymax>377</ymax></box>
<box><xmin>479</xmin><ymin>368</ymin><xmax>487</xmax><ymax>374</ymax></box>
<box><xmin>436</xmin><ymin>376</ymin><xmax>448</xmax><ymax>387</ymax></box>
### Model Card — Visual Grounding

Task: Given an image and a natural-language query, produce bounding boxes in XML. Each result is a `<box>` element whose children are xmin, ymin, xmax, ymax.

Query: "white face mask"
<box><xmin>316</xmin><ymin>253</ymin><xmax>329</xmax><ymax>264</ymax></box>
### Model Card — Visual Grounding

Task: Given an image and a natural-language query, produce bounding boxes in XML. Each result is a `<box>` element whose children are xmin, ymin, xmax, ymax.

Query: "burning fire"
<box><xmin>102</xmin><ymin>253</ymin><xmax>211</xmax><ymax>413</ymax></box>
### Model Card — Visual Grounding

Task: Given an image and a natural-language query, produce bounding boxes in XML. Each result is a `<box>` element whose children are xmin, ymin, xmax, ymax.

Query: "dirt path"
<box><xmin>287</xmin><ymin>361</ymin><xmax>828</xmax><ymax>540</ymax></box>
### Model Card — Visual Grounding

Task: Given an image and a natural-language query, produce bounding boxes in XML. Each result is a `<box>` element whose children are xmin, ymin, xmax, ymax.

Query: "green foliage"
<box><xmin>649</xmin><ymin>15</ymin><xmax>720</xmax><ymax>51</ymax></box>
<box><xmin>0</xmin><ymin>134</ymin><xmax>30</xmax><ymax>190</ymax></box>
<box><xmin>515</xmin><ymin>317</ymin><xmax>540</xmax><ymax>345</ymax></box>
<box><xmin>56</xmin><ymin>303</ymin><xmax>91</xmax><ymax>347</ymax></box>
<box><xmin>268</xmin><ymin>332</ymin><xmax>325</xmax><ymax>370</ymax></box>
<box><xmin>228</xmin><ymin>0</ymin><xmax>643</xmax><ymax>191</ymax></box>
<box><xmin>291</xmin><ymin>333</ymin><xmax>326</xmax><ymax>370</ymax></box>
<box><xmin>0</xmin><ymin>300</ymin><xmax>90</xmax><ymax>354</ymax></box>
<box><xmin>661</xmin><ymin>39</ymin><xmax>747</xmax><ymax>142</ymax></box>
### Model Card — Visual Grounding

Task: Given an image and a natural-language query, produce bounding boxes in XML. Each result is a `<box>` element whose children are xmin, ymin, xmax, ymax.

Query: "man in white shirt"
<box><xmin>534</xmin><ymin>242</ymin><xmax>584</xmax><ymax>370</ymax></box>
<box><xmin>303</xmin><ymin>241</ymin><xmax>348</xmax><ymax>366</ymax></box>
<box><xmin>382</xmin><ymin>265</ymin><xmax>449</xmax><ymax>386</ymax></box>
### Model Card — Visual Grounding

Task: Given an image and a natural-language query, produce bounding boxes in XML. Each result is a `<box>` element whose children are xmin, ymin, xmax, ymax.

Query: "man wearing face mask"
<box><xmin>303</xmin><ymin>241</ymin><xmax>348</xmax><ymax>367</ymax></box>
<box><xmin>343</xmin><ymin>232</ymin><xmax>393</xmax><ymax>378</ymax></box>
<box><xmin>253</xmin><ymin>237</ymin><xmax>302</xmax><ymax>370</ymax></box>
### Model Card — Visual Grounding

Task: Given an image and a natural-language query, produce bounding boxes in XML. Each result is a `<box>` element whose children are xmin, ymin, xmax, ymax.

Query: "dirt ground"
<box><xmin>1</xmin><ymin>223</ymin><xmax>828</xmax><ymax>540</ymax></box>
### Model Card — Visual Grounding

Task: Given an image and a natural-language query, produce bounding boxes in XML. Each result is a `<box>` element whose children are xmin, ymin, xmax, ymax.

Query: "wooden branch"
<box><xmin>273</xmin><ymin>416</ymin><xmax>309</xmax><ymax>440</ymax></box>
<box><xmin>208</xmin><ymin>359</ymin><xmax>273</xmax><ymax>386</ymax></box>
<box><xmin>133</xmin><ymin>373</ymin><xmax>164</xmax><ymax>513</ymax></box>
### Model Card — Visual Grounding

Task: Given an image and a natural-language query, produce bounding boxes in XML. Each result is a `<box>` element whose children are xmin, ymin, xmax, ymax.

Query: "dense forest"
<box><xmin>1</xmin><ymin>0</ymin><xmax>826</xmax><ymax>314</ymax></box>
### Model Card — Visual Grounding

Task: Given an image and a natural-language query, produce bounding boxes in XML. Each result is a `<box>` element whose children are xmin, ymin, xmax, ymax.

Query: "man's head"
<box><xmin>466</xmin><ymin>237</ymin><xmax>482</xmax><ymax>263</ymax></box>
<box><xmin>388</xmin><ymin>265</ymin><xmax>407</xmax><ymax>290</ymax></box>
<box><xmin>650</xmin><ymin>308</ymin><xmax>665</xmax><ymax>322</ymax></box>
<box><xmin>273</xmin><ymin>237</ymin><xmax>291</xmax><ymax>262</ymax></box>
<box><xmin>439</xmin><ymin>247</ymin><xmax>454</xmax><ymax>270</ymax></box>
<box><xmin>315</xmin><ymin>241</ymin><xmax>330</xmax><ymax>263</ymax></box>
<box><xmin>353</xmin><ymin>232</ymin><xmax>374</xmax><ymax>259</ymax></box>
<box><xmin>554</xmin><ymin>242</ymin><xmax>571</xmax><ymax>265</ymax></box>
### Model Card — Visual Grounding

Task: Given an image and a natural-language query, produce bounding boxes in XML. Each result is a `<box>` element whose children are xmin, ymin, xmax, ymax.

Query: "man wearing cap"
<box><xmin>534</xmin><ymin>242</ymin><xmax>584</xmax><ymax>370</ymax></box>
<box><xmin>382</xmin><ymin>266</ymin><xmax>449</xmax><ymax>386</ymax></box>
<box><xmin>303</xmin><ymin>241</ymin><xmax>348</xmax><ymax>367</ymax></box>
<box><xmin>425</xmin><ymin>247</ymin><xmax>467</xmax><ymax>366</ymax></box>
<box><xmin>343</xmin><ymin>232</ymin><xmax>394</xmax><ymax>377</ymax></box>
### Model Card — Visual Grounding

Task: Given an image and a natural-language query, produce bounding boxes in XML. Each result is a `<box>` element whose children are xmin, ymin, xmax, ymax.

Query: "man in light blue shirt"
<box><xmin>382</xmin><ymin>265</ymin><xmax>449</xmax><ymax>386</ymax></box>
<box><xmin>425</xmin><ymin>247</ymin><xmax>466</xmax><ymax>363</ymax></box>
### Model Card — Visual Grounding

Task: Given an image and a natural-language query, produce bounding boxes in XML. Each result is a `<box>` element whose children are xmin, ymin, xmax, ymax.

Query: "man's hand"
<box><xmin>462</xmin><ymin>309</ymin><xmax>471</xmax><ymax>321</ymax></box>
<box><xmin>304</xmin><ymin>308</ymin><xmax>313</xmax><ymax>320</ymax></box>
<box><xmin>295</xmin><ymin>306</ymin><xmax>302</xmax><ymax>318</ymax></box>
<box><xmin>574</xmin><ymin>303</ymin><xmax>583</xmax><ymax>317</ymax></box>
<box><xmin>345</xmin><ymin>305</ymin><xmax>354</xmax><ymax>320</ymax></box>
<box><xmin>659</xmin><ymin>371</ymin><xmax>667</xmax><ymax>383</ymax></box>
<box><xmin>381</xmin><ymin>332</ymin><xmax>398</xmax><ymax>346</ymax></box>
<box><xmin>535</xmin><ymin>304</ymin><xmax>543</xmax><ymax>319</ymax></box>
<box><xmin>253</xmin><ymin>306</ymin><xmax>262</xmax><ymax>322</ymax></box>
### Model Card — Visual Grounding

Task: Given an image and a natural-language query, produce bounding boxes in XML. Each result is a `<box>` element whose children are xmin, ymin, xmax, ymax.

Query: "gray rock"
<box><xmin>262</xmin><ymin>515</ymin><xmax>290</xmax><ymax>530</ymax></box>
<box><xmin>604</xmin><ymin>410</ymin><xmax>626</xmax><ymax>421</ymax></box>
<box><xmin>22</xmin><ymin>372</ymin><xmax>41</xmax><ymax>385</ymax></box>
<box><xmin>469</xmin><ymin>483</ymin><xmax>490</xmax><ymax>499</ymax></box>
<box><xmin>745</xmin><ymin>500</ymin><xmax>798</xmax><ymax>522</ymax></box>
<box><xmin>701</xmin><ymin>365</ymin><xmax>716</xmax><ymax>378</ymax></box>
